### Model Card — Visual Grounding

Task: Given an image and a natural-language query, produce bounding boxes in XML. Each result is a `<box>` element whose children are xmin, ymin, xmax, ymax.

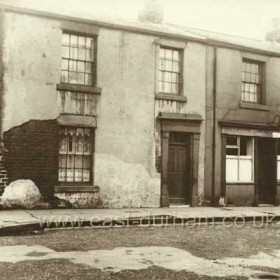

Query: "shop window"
<box><xmin>59</xmin><ymin>127</ymin><xmax>93</xmax><ymax>183</ymax></box>
<box><xmin>159</xmin><ymin>47</ymin><xmax>182</xmax><ymax>94</ymax></box>
<box><xmin>226</xmin><ymin>136</ymin><xmax>254</xmax><ymax>182</ymax></box>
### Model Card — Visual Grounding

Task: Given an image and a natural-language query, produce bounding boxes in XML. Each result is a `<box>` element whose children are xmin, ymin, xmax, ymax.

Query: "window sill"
<box><xmin>226</xmin><ymin>182</ymin><xmax>254</xmax><ymax>185</ymax></box>
<box><xmin>239</xmin><ymin>102</ymin><xmax>269</xmax><ymax>111</ymax></box>
<box><xmin>57</xmin><ymin>114</ymin><xmax>97</xmax><ymax>127</ymax></box>
<box><xmin>55</xmin><ymin>185</ymin><xmax>98</xmax><ymax>193</ymax></box>
<box><xmin>57</xmin><ymin>83</ymin><xmax>101</xmax><ymax>95</ymax></box>
<box><xmin>155</xmin><ymin>93</ymin><xmax>187</xmax><ymax>102</ymax></box>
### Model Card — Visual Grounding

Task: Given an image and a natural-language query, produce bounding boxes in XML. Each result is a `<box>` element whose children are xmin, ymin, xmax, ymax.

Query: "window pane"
<box><xmin>70</xmin><ymin>48</ymin><xmax>78</xmax><ymax>59</ymax></box>
<box><xmin>78</xmin><ymin>48</ymin><xmax>86</xmax><ymax>60</ymax></box>
<box><xmin>240</xmin><ymin>137</ymin><xmax>253</xmax><ymax>156</ymax></box>
<box><xmin>61</xmin><ymin>71</ymin><xmax>69</xmax><ymax>83</ymax></box>
<box><xmin>62</xmin><ymin>46</ymin><xmax>69</xmax><ymax>58</ymax></box>
<box><xmin>166</xmin><ymin>60</ymin><xmax>172</xmax><ymax>71</ymax></box>
<box><xmin>77</xmin><ymin>73</ymin><xmax>85</xmax><ymax>84</ymax></box>
<box><xmin>69</xmin><ymin>60</ymin><xmax>77</xmax><ymax>71</ymax></box>
<box><xmin>159</xmin><ymin>59</ymin><xmax>165</xmax><ymax>70</ymax></box>
<box><xmin>86</xmin><ymin>50</ymin><xmax>94</xmax><ymax>62</ymax></box>
<box><xmin>77</xmin><ymin>61</ymin><xmax>85</xmax><ymax>72</ymax></box>
<box><xmin>59</xmin><ymin>169</ymin><xmax>66</xmax><ymax>182</ymax></box>
<box><xmin>164</xmin><ymin>82</ymin><xmax>171</xmax><ymax>93</ymax></box>
<box><xmin>172</xmin><ymin>73</ymin><xmax>179</xmax><ymax>83</ymax></box>
<box><xmin>160</xmin><ymin>48</ymin><xmax>165</xmax><ymax>59</ymax></box>
<box><xmin>171</xmin><ymin>83</ymin><xmax>178</xmax><ymax>94</ymax></box>
<box><xmin>85</xmin><ymin>74</ymin><xmax>92</xmax><ymax>85</ymax></box>
<box><xmin>173</xmin><ymin>61</ymin><xmax>179</xmax><ymax>72</ymax></box>
<box><xmin>86</xmin><ymin>37</ymin><xmax>94</xmax><ymax>49</ymax></box>
<box><xmin>239</xmin><ymin>158</ymin><xmax>253</xmax><ymax>181</ymax></box>
<box><xmin>69</xmin><ymin>72</ymin><xmax>77</xmax><ymax>84</ymax></box>
<box><xmin>165</xmin><ymin>49</ymin><xmax>172</xmax><ymax>60</ymax></box>
<box><xmin>173</xmin><ymin>51</ymin><xmax>179</xmax><ymax>61</ymax></box>
<box><xmin>78</xmin><ymin>36</ymin><xmax>86</xmax><ymax>48</ymax></box>
<box><xmin>70</xmin><ymin>35</ymin><xmax>78</xmax><ymax>47</ymax></box>
<box><xmin>85</xmin><ymin>62</ymin><xmax>92</xmax><ymax>73</ymax></box>
<box><xmin>165</xmin><ymin>72</ymin><xmax>171</xmax><ymax>83</ymax></box>
<box><xmin>226</xmin><ymin>158</ymin><xmax>238</xmax><ymax>182</ymax></box>
<box><xmin>226</xmin><ymin>148</ymin><xmax>238</xmax><ymax>156</ymax></box>
<box><xmin>62</xmin><ymin>33</ymin><xmax>70</xmax><ymax>46</ymax></box>
<box><xmin>226</xmin><ymin>137</ymin><xmax>238</xmax><ymax>146</ymax></box>
<box><xmin>61</xmin><ymin>59</ymin><xmax>69</xmax><ymax>70</ymax></box>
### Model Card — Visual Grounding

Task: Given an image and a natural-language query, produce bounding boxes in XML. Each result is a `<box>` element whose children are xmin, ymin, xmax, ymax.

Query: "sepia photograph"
<box><xmin>0</xmin><ymin>0</ymin><xmax>280</xmax><ymax>279</ymax></box>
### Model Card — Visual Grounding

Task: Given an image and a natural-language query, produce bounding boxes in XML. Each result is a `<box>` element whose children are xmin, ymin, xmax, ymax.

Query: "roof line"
<box><xmin>168</xmin><ymin>22</ymin><xmax>263</xmax><ymax>43</ymax></box>
<box><xmin>0</xmin><ymin>3</ymin><xmax>206</xmax><ymax>44</ymax></box>
<box><xmin>1</xmin><ymin>3</ymin><xmax>280</xmax><ymax>57</ymax></box>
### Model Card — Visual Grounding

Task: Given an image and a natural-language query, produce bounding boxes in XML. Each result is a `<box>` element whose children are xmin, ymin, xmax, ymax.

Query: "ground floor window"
<box><xmin>59</xmin><ymin>126</ymin><xmax>93</xmax><ymax>183</ymax></box>
<box><xmin>226</xmin><ymin>136</ymin><xmax>254</xmax><ymax>182</ymax></box>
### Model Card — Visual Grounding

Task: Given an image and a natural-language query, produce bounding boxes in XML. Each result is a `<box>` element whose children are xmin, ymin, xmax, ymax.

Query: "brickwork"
<box><xmin>3</xmin><ymin>120</ymin><xmax>60</xmax><ymax>198</ymax></box>
<box><xmin>0</xmin><ymin>153</ymin><xmax>8</xmax><ymax>196</ymax></box>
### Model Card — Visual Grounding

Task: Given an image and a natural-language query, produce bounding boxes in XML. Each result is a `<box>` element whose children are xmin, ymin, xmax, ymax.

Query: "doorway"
<box><xmin>168</xmin><ymin>132</ymin><xmax>190</xmax><ymax>205</ymax></box>
<box><xmin>257</xmin><ymin>138</ymin><xmax>277</xmax><ymax>204</ymax></box>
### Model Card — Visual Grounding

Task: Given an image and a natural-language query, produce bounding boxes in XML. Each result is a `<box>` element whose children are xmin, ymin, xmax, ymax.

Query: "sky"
<box><xmin>1</xmin><ymin>0</ymin><xmax>280</xmax><ymax>40</ymax></box>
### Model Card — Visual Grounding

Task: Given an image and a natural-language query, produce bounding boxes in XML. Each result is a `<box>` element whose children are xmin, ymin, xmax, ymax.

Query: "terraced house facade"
<box><xmin>0</xmin><ymin>3</ymin><xmax>280</xmax><ymax>208</ymax></box>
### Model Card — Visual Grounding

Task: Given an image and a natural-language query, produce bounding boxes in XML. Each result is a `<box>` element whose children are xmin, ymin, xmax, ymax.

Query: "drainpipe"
<box><xmin>211</xmin><ymin>46</ymin><xmax>217</xmax><ymax>205</ymax></box>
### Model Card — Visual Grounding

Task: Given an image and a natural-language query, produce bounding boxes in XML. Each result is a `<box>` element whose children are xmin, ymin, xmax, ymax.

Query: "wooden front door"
<box><xmin>168</xmin><ymin>132</ymin><xmax>190</xmax><ymax>205</ymax></box>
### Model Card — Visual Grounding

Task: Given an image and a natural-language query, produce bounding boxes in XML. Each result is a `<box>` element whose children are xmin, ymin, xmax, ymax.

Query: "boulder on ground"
<box><xmin>0</xmin><ymin>179</ymin><xmax>42</xmax><ymax>209</ymax></box>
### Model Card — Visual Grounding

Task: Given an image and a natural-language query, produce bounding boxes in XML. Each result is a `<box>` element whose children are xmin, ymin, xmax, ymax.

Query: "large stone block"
<box><xmin>0</xmin><ymin>179</ymin><xmax>42</xmax><ymax>209</ymax></box>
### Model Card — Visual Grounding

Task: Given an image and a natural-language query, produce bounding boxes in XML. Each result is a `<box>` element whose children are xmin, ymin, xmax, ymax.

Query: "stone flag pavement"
<box><xmin>1</xmin><ymin>206</ymin><xmax>280</xmax><ymax>235</ymax></box>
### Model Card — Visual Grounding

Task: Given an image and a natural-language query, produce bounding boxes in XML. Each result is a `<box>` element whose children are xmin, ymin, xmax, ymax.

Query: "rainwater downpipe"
<box><xmin>211</xmin><ymin>46</ymin><xmax>217</xmax><ymax>206</ymax></box>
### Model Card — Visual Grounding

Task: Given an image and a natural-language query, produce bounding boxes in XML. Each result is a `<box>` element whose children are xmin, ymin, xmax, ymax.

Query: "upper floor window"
<box><xmin>159</xmin><ymin>47</ymin><xmax>182</xmax><ymax>94</ymax></box>
<box><xmin>242</xmin><ymin>59</ymin><xmax>263</xmax><ymax>103</ymax></box>
<box><xmin>61</xmin><ymin>32</ymin><xmax>96</xmax><ymax>86</ymax></box>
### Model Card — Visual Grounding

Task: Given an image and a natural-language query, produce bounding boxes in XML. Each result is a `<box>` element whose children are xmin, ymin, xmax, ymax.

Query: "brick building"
<box><xmin>0</xmin><ymin>3</ymin><xmax>280</xmax><ymax>207</ymax></box>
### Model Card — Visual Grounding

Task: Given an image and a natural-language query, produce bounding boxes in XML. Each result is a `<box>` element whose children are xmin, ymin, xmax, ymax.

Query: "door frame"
<box><xmin>159</xmin><ymin>113</ymin><xmax>202</xmax><ymax>207</ymax></box>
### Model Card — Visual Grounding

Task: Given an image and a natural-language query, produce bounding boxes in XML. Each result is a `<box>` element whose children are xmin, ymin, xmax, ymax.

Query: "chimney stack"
<box><xmin>266</xmin><ymin>16</ymin><xmax>280</xmax><ymax>43</ymax></box>
<box><xmin>138</xmin><ymin>0</ymin><xmax>164</xmax><ymax>24</ymax></box>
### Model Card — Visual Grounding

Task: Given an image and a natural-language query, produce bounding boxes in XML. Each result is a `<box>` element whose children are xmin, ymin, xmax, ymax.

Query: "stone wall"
<box><xmin>3</xmin><ymin>119</ymin><xmax>59</xmax><ymax>198</ymax></box>
<box><xmin>0</xmin><ymin>145</ymin><xmax>8</xmax><ymax>195</ymax></box>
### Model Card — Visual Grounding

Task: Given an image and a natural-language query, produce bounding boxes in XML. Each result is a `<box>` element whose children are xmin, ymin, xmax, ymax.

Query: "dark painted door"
<box><xmin>168</xmin><ymin>132</ymin><xmax>190</xmax><ymax>205</ymax></box>
<box><xmin>257</xmin><ymin>138</ymin><xmax>277</xmax><ymax>204</ymax></box>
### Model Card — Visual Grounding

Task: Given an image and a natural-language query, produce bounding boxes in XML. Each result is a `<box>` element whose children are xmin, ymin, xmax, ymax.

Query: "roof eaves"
<box><xmin>0</xmin><ymin>3</ymin><xmax>207</xmax><ymax>44</ymax></box>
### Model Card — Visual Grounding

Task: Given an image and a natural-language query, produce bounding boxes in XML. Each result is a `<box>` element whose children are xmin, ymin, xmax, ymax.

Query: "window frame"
<box><xmin>158</xmin><ymin>45</ymin><xmax>183</xmax><ymax>96</ymax></box>
<box><xmin>61</xmin><ymin>30</ymin><xmax>97</xmax><ymax>88</ymax></box>
<box><xmin>241</xmin><ymin>58</ymin><xmax>264</xmax><ymax>104</ymax></box>
<box><xmin>58</xmin><ymin>126</ymin><xmax>94</xmax><ymax>185</ymax></box>
<box><xmin>226</xmin><ymin>136</ymin><xmax>254</xmax><ymax>183</ymax></box>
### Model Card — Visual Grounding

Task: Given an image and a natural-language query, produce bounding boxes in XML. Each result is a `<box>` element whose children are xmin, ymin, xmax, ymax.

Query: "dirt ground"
<box><xmin>0</xmin><ymin>225</ymin><xmax>280</xmax><ymax>279</ymax></box>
